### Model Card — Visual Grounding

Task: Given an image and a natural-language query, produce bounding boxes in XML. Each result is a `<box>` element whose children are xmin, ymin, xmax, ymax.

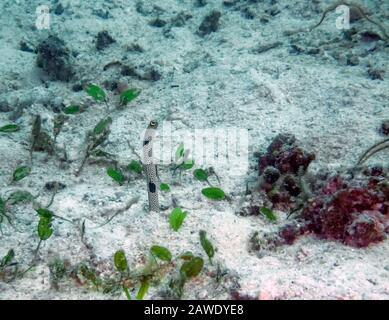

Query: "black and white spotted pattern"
<box><xmin>143</xmin><ymin>121</ymin><xmax>159</xmax><ymax>212</ymax></box>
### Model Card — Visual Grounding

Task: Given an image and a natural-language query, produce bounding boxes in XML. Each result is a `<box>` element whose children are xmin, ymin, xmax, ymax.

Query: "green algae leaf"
<box><xmin>136</xmin><ymin>278</ymin><xmax>149</xmax><ymax>300</ymax></box>
<box><xmin>199</xmin><ymin>230</ymin><xmax>215</xmax><ymax>264</ymax></box>
<box><xmin>180</xmin><ymin>257</ymin><xmax>204</xmax><ymax>279</ymax></box>
<box><xmin>120</xmin><ymin>89</ymin><xmax>141</xmax><ymax>105</ymax></box>
<box><xmin>127</xmin><ymin>160</ymin><xmax>143</xmax><ymax>174</ymax></box>
<box><xmin>150</xmin><ymin>245</ymin><xmax>172</xmax><ymax>262</ymax></box>
<box><xmin>7</xmin><ymin>190</ymin><xmax>34</xmax><ymax>205</ymax></box>
<box><xmin>169</xmin><ymin>207</ymin><xmax>186</xmax><ymax>232</ymax></box>
<box><xmin>0</xmin><ymin>249</ymin><xmax>15</xmax><ymax>269</ymax></box>
<box><xmin>0</xmin><ymin>124</ymin><xmax>20</xmax><ymax>133</ymax></box>
<box><xmin>123</xmin><ymin>286</ymin><xmax>132</xmax><ymax>300</ymax></box>
<box><xmin>193</xmin><ymin>169</ymin><xmax>208</xmax><ymax>181</ymax></box>
<box><xmin>12</xmin><ymin>166</ymin><xmax>31</xmax><ymax>182</ymax></box>
<box><xmin>38</xmin><ymin>216</ymin><xmax>53</xmax><ymax>241</ymax></box>
<box><xmin>176</xmin><ymin>143</ymin><xmax>185</xmax><ymax>160</ymax></box>
<box><xmin>0</xmin><ymin>197</ymin><xmax>5</xmax><ymax>219</ymax></box>
<box><xmin>160</xmin><ymin>183</ymin><xmax>170</xmax><ymax>192</ymax></box>
<box><xmin>201</xmin><ymin>187</ymin><xmax>225</xmax><ymax>200</ymax></box>
<box><xmin>86</xmin><ymin>84</ymin><xmax>106</xmax><ymax>102</ymax></box>
<box><xmin>259</xmin><ymin>207</ymin><xmax>277</xmax><ymax>222</ymax></box>
<box><xmin>63</xmin><ymin>105</ymin><xmax>81</xmax><ymax>114</ymax></box>
<box><xmin>114</xmin><ymin>250</ymin><xmax>128</xmax><ymax>273</ymax></box>
<box><xmin>93</xmin><ymin>117</ymin><xmax>112</xmax><ymax>136</ymax></box>
<box><xmin>36</xmin><ymin>208</ymin><xmax>54</xmax><ymax>219</ymax></box>
<box><xmin>106</xmin><ymin>167</ymin><xmax>125</xmax><ymax>185</ymax></box>
<box><xmin>182</xmin><ymin>159</ymin><xmax>194</xmax><ymax>170</ymax></box>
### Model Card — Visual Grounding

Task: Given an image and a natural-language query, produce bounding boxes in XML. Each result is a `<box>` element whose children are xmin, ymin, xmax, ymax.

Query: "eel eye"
<box><xmin>150</xmin><ymin>120</ymin><xmax>157</xmax><ymax>127</ymax></box>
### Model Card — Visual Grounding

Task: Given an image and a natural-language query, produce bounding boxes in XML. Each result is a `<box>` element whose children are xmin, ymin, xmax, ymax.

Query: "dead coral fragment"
<box><xmin>301</xmin><ymin>177</ymin><xmax>389</xmax><ymax>248</ymax></box>
<box><xmin>258</xmin><ymin>134</ymin><xmax>315</xmax><ymax>210</ymax></box>
<box><xmin>259</xmin><ymin>134</ymin><xmax>315</xmax><ymax>175</ymax></box>
<box><xmin>198</xmin><ymin>10</ymin><xmax>221</xmax><ymax>36</ymax></box>
<box><xmin>36</xmin><ymin>35</ymin><xmax>73</xmax><ymax>81</ymax></box>
<box><xmin>96</xmin><ymin>31</ymin><xmax>116</xmax><ymax>51</ymax></box>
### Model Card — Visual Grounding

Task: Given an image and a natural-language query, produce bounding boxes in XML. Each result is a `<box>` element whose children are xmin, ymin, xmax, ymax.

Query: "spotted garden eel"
<box><xmin>143</xmin><ymin>120</ymin><xmax>160</xmax><ymax>212</ymax></box>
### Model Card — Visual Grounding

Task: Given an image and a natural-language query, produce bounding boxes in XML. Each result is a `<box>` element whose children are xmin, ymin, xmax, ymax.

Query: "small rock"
<box><xmin>379</xmin><ymin>120</ymin><xmax>389</xmax><ymax>136</ymax></box>
<box><xmin>360</xmin><ymin>31</ymin><xmax>382</xmax><ymax>42</ymax></box>
<box><xmin>54</xmin><ymin>3</ymin><xmax>64</xmax><ymax>15</ymax></box>
<box><xmin>149</xmin><ymin>18</ymin><xmax>167</xmax><ymax>28</ymax></box>
<box><xmin>350</xmin><ymin>7</ymin><xmax>363</xmax><ymax>23</ymax></box>
<box><xmin>139</xmin><ymin>68</ymin><xmax>162</xmax><ymax>81</ymax></box>
<box><xmin>121</xmin><ymin>65</ymin><xmax>138</xmax><ymax>77</ymax></box>
<box><xmin>198</xmin><ymin>10</ymin><xmax>221</xmax><ymax>37</ymax></box>
<box><xmin>36</xmin><ymin>35</ymin><xmax>73</xmax><ymax>81</ymax></box>
<box><xmin>195</xmin><ymin>0</ymin><xmax>207</xmax><ymax>7</ymax></box>
<box><xmin>241</xmin><ymin>7</ymin><xmax>256</xmax><ymax>20</ymax></box>
<box><xmin>126</xmin><ymin>43</ymin><xmax>144</xmax><ymax>53</ymax></box>
<box><xmin>72</xmin><ymin>83</ymin><xmax>83</xmax><ymax>92</ymax></box>
<box><xmin>20</xmin><ymin>41</ymin><xmax>35</xmax><ymax>53</ymax></box>
<box><xmin>367</xmin><ymin>67</ymin><xmax>385</xmax><ymax>80</ymax></box>
<box><xmin>223</xmin><ymin>0</ymin><xmax>237</xmax><ymax>7</ymax></box>
<box><xmin>96</xmin><ymin>31</ymin><xmax>116</xmax><ymax>51</ymax></box>
<box><xmin>259</xmin><ymin>15</ymin><xmax>270</xmax><ymax>24</ymax></box>
<box><xmin>45</xmin><ymin>181</ymin><xmax>66</xmax><ymax>191</ymax></box>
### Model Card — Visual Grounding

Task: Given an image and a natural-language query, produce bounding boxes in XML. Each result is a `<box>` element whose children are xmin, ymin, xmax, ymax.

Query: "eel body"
<box><xmin>143</xmin><ymin>120</ymin><xmax>159</xmax><ymax>212</ymax></box>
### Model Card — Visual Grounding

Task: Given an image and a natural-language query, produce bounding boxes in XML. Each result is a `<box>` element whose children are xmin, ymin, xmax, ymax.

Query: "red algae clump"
<box><xmin>249</xmin><ymin>134</ymin><xmax>389</xmax><ymax>249</ymax></box>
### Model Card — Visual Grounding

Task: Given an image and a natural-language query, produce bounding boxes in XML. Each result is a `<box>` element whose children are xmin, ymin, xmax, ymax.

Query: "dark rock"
<box><xmin>36</xmin><ymin>35</ymin><xmax>73</xmax><ymax>82</ymax></box>
<box><xmin>198</xmin><ymin>10</ymin><xmax>221</xmax><ymax>36</ymax></box>
<box><xmin>72</xmin><ymin>83</ymin><xmax>83</xmax><ymax>92</ymax></box>
<box><xmin>195</xmin><ymin>0</ymin><xmax>207</xmax><ymax>7</ymax></box>
<box><xmin>45</xmin><ymin>181</ymin><xmax>66</xmax><ymax>191</ymax></box>
<box><xmin>223</xmin><ymin>0</ymin><xmax>238</xmax><ymax>7</ymax></box>
<box><xmin>139</xmin><ymin>68</ymin><xmax>162</xmax><ymax>81</ymax></box>
<box><xmin>102</xmin><ymin>79</ymin><xmax>118</xmax><ymax>91</ymax></box>
<box><xmin>367</xmin><ymin>67</ymin><xmax>385</xmax><ymax>80</ymax></box>
<box><xmin>126</xmin><ymin>43</ymin><xmax>144</xmax><ymax>53</ymax></box>
<box><xmin>20</xmin><ymin>41</ymin><xmax>35</xmax><ymax>53</ymax></box>
<box><xmin>149</xmin><ymin>18</ymin><xmax>167</xmax><ymax>28</ymax></box>
<box><xmin>360</xmin><ymin>31</ymin><xmax>382</xmax><ymax>42</ymax></box>
<box><xmin>96</xmin><ymin>31</ymin><xmax>116</xmax><ymax>51</ymax></box>
<box><xmin>121</xmin><ymin>65</ymin><xmax>138</xmax><ymax>77</ymax></box>
<box><xmin>0</xmin><ymin>98</ymin><xmax>11</xmax><ymax>112</ymax></box>
<box><xmin>121</xmin><ymin>65</ymin><xmax>162</xmax><ymax>81</ymax></box>
<box><xmin>241</xmin><ymin>7</ymin><xmax>256</xmax><ymax>20</ymax></box>
<box><xmin>263</xmin><ymin>166</ymin><xmax>280</xmax><ymax>184</ymax></box>
<box><xmin>350</xmin><ymin>6</ymin><xmax>363</xmax><ymax>23</ymax></box>
<box><xmin>379</xmin><ymin>120</ymin><xmax>389</xmax><ymax>136</ymax></box>
<box><xmin>282</xmin><ymin>175</ymin><xmax>301</xmax><ymax>197</ymax></box>
<box><xmin>54</xmin><ymin>3</ymin><xmax>64</xmax><ymax>15</ymax></box>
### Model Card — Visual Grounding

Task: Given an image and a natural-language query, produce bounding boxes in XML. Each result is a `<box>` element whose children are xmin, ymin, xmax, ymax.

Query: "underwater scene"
<box><xmin>0</xmin><ymin>0</ymin><xmax>388</xmax><ymax>301</ymax></box>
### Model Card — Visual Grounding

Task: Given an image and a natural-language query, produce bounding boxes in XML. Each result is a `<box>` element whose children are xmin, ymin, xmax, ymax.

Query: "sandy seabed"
<box><xmin>0</xmin><ymin>0</ymin><xmax>388</xmax><ymax>300</ymax></box>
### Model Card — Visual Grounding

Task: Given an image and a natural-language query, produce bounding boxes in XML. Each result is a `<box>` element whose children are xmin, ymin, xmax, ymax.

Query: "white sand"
<box><xmin>0</xmin><ymin>0</ymin><xmax>388</xmax><ymax>300</ymax></box>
